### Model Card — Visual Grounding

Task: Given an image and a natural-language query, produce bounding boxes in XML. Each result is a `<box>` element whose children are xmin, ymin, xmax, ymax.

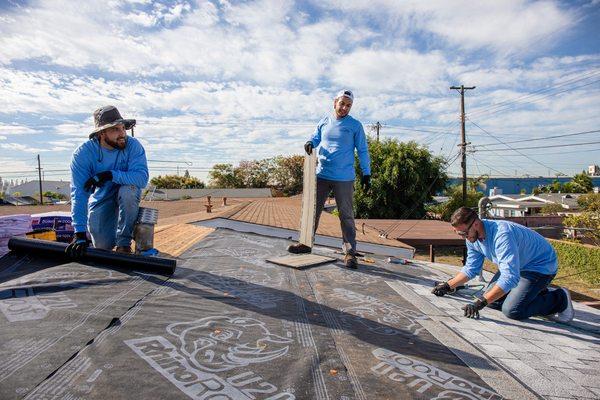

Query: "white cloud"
<box><xmin>0</xmin><ymin>0</ymin><xmax>596</xmax><ymax>177</ymax></box>
<box><xmin>331</xmin><ymin>48</ymin><xmax>449</xmax><ymax>95</ymax></box>
<box><xmin>0</xmin><ymin>124</ymin><xmax>40</xmax><ymax>136</ymax></box>
<box><xmin>0</xmin><ymin>143</ymin><xmax>50</xmax><ymax>153</ymax></box>
<box><xmin>315</xmin><ymin>0</ymin><xmax>576</xmax><ymax>56</ymax></box>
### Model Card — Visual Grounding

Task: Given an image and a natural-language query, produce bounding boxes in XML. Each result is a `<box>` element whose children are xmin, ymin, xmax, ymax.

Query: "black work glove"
<box><xmin>431</xmin><ymin>281</ymin><xmax>452</xmax><ymax>297</ymax></box>
<box><xmin>462</xmin><ymin>297</ymin><xmax>488</xmax><ymax>319</ymax></box>
<box><xmin>304</xmin><ymin>141</ymin><xmax>313</xmax><ymax>155</ymax></box>
<box><xmin>65</xmin><ymin>232</ymin><xmax>90</xmax><ymax>259</ymax></box>
<box><xmin>361</xmin><ymin>175</ymin><xmax>371</xmax><ymax>191</ymax></box>
<box><xmin>84</xmin><ymin>171</ymin><xmax>113</xmax><ymax>192</ymax></box>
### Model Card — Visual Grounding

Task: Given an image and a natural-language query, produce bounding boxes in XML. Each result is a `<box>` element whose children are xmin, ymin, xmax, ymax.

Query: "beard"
<box><xmin>105</xmin><ymin>136</ymin><xmax>127</xmax><ymax>150</ymax></box>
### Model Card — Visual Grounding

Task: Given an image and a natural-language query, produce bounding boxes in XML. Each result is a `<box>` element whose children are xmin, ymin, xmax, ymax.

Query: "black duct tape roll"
<box><xmin>8</xmin><ymin>237</ymin><xmax>176</xmax><ymax>275</ymax></box>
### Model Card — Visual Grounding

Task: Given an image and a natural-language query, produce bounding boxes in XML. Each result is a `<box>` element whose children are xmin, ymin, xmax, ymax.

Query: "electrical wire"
<box><xmin>467</xmin><ymin>118</ymin><xmax>566</xmax><ymax>176</ymax></box>
<box><xmin>472</xmin><ymin>129</ymin><xmax>600</xmax><ymax>148</ymax></box>
<box><xmin>468</xmin><ymin>69</ymin><xmax>600</xmax><ymax>119</ymax></box>
<box><xmin>473</xmin><ymin>140</ymin><xmax>600</xmax><ymax>152</ymax></box>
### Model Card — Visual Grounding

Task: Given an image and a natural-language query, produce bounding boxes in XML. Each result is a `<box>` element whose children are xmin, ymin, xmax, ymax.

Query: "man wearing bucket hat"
<box><xmin>66</xmin><ymin>106</ymin><xmax>149</xmax><ymax>259</ymax></box>
<box><xmin>287</xmin><ymin>90</ymin><xmax>371</xmax><ymax>269</ymax></box>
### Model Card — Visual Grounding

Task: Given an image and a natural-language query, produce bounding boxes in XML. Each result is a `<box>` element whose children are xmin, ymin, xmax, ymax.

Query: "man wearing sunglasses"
<box><xmin>66</xmin><ymin>106</ymin><xmax>149</xmax><ymax>259</ymax></box>
<box><xmin>432</xmin><ymin>207</ymin><xmax>574</xmax><ymax>323</ymax></box>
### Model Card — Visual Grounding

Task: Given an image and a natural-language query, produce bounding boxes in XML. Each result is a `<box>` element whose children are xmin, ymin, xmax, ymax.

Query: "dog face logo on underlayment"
<box><xmin>166</xmin><ymin>316</ymin><xmax>292</xmax><ymax>372</ymax></box>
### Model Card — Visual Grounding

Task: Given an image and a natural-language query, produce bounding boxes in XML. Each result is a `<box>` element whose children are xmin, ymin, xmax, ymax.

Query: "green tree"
<box><xmin>577</xmin><ymin>193</ymin><xmax>600</xmax><ymax>212</ymax></box>
<box><xmin>43</xmin><ymin>191</ymin><xmax>67</xmax><ymax>200</ymax></box>
<box><xmin>571</xmin><ymin>172</ymin><xmax>593</xmax><ymax>193</ymax></box>
<box><xmin>270</xmin><ymin>155</ymin><xmax>304</xmax><ymax>196</ymax></box>
<box><xmin>234</xmin><ymin>159</ymin><xmax>272</xmax><ymax>188</ymax></box>
<box><xmin>467</xmin><ymin>174</ymin><xmax>489</xmax><ymax>192</ymax></box>
<box><xmin>354</xmin><ymin>138</ymin><xmax>448</xmax><ymax>219</ymax></box>
<box><xmin>150</xmin><ymin>174</ymin><xmax>205</xmax><ymax>189</ymax></box>
<box><xmin>208</xmin><ymin>164</ymin><xmax>241</xmax><ymax>188</ymax></box>
<box><xmin>563</xmin><ymin>192</ymin><xmax>600</xmax><ymax>245</ymax></box>
<box><xmin>430</xmin><ymin>185</ymin><xmax>483</xmax><ymax>221</ymax></box>
<box><xmin>540</xmin><ymin>203</ymin><xmax>565</xmax><ymax>215</ymax></box>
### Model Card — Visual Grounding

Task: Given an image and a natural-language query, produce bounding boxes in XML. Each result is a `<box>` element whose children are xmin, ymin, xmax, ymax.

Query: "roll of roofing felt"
<box><xmin>7</xmin><ymin>237</ymin><xmax>176</xmax><ymax>275</ymax></box>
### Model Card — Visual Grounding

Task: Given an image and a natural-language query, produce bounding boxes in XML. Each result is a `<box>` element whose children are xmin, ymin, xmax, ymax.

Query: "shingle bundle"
<box><xmin>0</xmin><ymin>214</ymin><xmax>32</xmax><ymax>256</ymax></box>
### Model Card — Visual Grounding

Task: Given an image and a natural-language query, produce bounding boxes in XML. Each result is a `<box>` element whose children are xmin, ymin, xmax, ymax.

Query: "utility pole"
<box><xmin>450</xmin><ymin>84</ymin><xmax>476</xmax><ymax>206</ymax></box>
<box><xmin>374</xmin><ymin>121</ymin><xmax>381</xmax><ymax>142</ymax></box>
<box><xmin>37</xmin><ymin>154</ymin><xmax>43</xmax><ymax>205</ymax></box>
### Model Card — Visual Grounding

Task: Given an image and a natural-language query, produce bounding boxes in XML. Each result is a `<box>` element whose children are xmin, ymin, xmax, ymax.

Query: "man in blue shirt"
<box><xmin>432</xmin><ymin>207</ymin><xmax>574</xmax><ymax>323</ymax></box>
<box><xmin>66</xmin><ymin>106</ymin><xmax>149</xmax><ymax>258</ymax></box>
<box><xmin>287</xmin><ymin>90</ymin><xmax>371</xmax><ymax>269</ymax></box>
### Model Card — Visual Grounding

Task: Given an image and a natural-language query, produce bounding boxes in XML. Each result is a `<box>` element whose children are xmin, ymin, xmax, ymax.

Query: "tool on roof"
<box><xmin>8</xmin><ymin>237</ymin><xmax>176</xmax><ymax>275</ymax></box>
<box><xmin>133</xmin><ymin>207</ymin><xmax>159</xmax><ymax>255</ymax></box>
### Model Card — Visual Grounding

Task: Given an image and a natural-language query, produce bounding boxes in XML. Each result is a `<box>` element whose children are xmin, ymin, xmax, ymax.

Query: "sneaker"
<box><xmin>115</xmin><ymin>246</ymin><xmax>133</xmax><ymax>254</ymax></box>
<box><xmin>547</xmin><ymin>287</ymin><xmax>575</xmax><ymax>324</ymax></box>
<box><xmin>344</xmin><ymin>252</ymin><xmax>358</xmax><ymax>269</ymax></box>
<box><xmin>287</xmin><ymin>243</ymin><xmax>312</xmax><ymax>254</ymax></box>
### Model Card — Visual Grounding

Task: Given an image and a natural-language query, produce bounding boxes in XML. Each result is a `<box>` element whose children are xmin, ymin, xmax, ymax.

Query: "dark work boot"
<box><xmin>115</xmin><ymin>246</ymin><xmax>133</xmax><ymax>254</ymax></box>
<box><xmin>344</xmin><ymin>251</ymin><xmax>358</xmax><ymax>269</ymax></box>
<box><xmin>287</xmin><ymin>243</ymin><xmax>312</xmax><ymax>254</ymax></box>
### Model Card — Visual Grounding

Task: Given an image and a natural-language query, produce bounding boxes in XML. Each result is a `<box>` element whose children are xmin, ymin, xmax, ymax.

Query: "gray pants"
<box><xmin>315</xmin><ymin>178</ymin><xmax>356</xmax><ymax>253</ymax></box>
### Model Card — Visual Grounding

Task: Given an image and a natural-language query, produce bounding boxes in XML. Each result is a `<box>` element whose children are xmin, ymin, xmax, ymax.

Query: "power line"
<box><xmin>480</xmin><ymin>146</ymin><xmax>600</xmax><ymax>157</ymax></box>
<box><xmin>470</xmin><ymin>78</ymin><xmax>600</xmax><ymax>121</ymax></box>
<box><xmin>468</xmin><ymin>154</ymin><xmax>511</xmax><ymax>177</ymax></box>
<box><xmin>472</xmin><ymin>129</ymin><xmax>600</xmax><ymax>148</ymax></box>
<box><xmin>473</xmin><ymin>140</ymin><xmax>600</xmax><ymax>152</ymax></box>
<box><xmin>468</xmin><ymin>69</ymin><xmax>600</xmax><ymax>118</ymax></box>
<box><xmin>467</xmin><ymin>118</ymin><xmax>566</xmax><ymax>176</ymax></box>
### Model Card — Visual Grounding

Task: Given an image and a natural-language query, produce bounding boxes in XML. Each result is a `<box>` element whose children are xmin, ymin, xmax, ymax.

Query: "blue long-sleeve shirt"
<box><xmin>309</xmin><ymin>114</ymin><xmax>371</xmax><ymax>181</ymax></box>
<box><xmin>70</xmin><ymin>137</ymin><xmax>149</xmax><ymax>232</ymax></box>
<box><xmin>461</xmin><ymin>219</ymin><xmax>558</xmax><ymax>292</ymax></box>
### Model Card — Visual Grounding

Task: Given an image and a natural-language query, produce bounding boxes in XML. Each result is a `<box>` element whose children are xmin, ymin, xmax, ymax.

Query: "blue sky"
<box><xmin>0</xmin><ymin>0</ymin><xmax>599</xmax><ymax>184</ymax></box>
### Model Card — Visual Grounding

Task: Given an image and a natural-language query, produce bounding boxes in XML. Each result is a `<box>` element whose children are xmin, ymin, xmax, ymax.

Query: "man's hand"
<box><xmin>361</xmin><ymin>175</ymin><xmax>371</xmax><ymax>191</ymax></box>
<box><xmin>462</xmin><ymin>297</ymin><xmax>488</xmax><ymax>319</ymax></box>
<box><xmin>432</xmin><ymin>281</ymin><xmax>452</xmax><ymax>297</ymax></box>
<box><xmin>304</xmin><ymin>141</ymin><xmax>313</xmax><ymax>155</ymax></box>
<box><xmin>84</xmin><ymin>171</ymin><xmax>113</xmax><ymax>192</ymax></box>
<box><xmin>65</xmin><ymin>232</ymin><xmax>90</xmax><ymax>259</ymax></box>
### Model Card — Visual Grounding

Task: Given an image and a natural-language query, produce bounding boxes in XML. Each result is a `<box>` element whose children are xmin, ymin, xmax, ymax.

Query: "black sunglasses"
<box><xmin>456</xmin><ymin>217</ymin><xmax>477</xmax><ymax>237</ymax></box>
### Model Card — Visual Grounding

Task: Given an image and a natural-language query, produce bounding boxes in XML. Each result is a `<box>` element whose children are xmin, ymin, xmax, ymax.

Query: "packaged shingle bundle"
<box><xmin>0</xmin><ymin>214</ymin><xmax>32</xmax><ymax>256</ymax></box>
<box><xmin>31</xmin><ymin>211</ymin><xmax>74</xmax><ymax>243</ymax></box>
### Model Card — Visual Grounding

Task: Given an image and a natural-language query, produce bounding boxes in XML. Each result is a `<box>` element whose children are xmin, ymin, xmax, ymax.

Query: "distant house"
<box><xmin>143</xmin><ymin>187</ymin><xmax>273</xmax><ymax>201</ymax></box>
<box><xmin>0</xmin><ymin>195</ymin><xmax>39</xmax><ymax>206</ymax></box>
<box><xmin>489</xmin><ymin>193</ymin><xmax>581</xmax><ymax>218</ymax></box>
<box><xmin>8</xmin><ymin>180</ymin><xmax>70</xmax><ymax>198</ymax></box>
<box><xmin>589</xmin><ymin>164</ymin><xmax>600</xmax><ymax>176</ymax></box>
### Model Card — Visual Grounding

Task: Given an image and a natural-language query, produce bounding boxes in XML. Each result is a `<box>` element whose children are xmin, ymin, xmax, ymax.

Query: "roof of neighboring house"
<box><xmin>8</xmin><ymin>180</ymin><xmax>70</xmax><ymax>197</ymax></box>
<box><xmin>489</xmin><ymin>194</ymin><xmax>521</xmax><ymax>201</ymax></box>
<box><xmin>490</xmin><ymin>193</ymin><xmax>581</xmax><ymax>210</ymax></box>
<box><xmin>355</xmin><ymin>219</ymin><xmax>464</xmax><ymax>246</ymax></box>
<box><xmin>0</xmin><ymin>195</ymin><xmax>38</xmax><ymax>206</ymax></box>
<box><xmin>143</xmin><ymin>187</ymin><xmax>272</xmax><ymax>200</ymax></box>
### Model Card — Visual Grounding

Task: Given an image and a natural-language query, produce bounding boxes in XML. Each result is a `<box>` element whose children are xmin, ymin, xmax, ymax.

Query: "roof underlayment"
<box><xmin>0</xmin><ymin>228</ymin><xmax>599</xmax><ymax>399</ymax></box>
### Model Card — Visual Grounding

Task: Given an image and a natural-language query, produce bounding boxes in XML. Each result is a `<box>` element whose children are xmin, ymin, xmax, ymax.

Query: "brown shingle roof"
<box><xmin>355</xmin><ymin>219</ymin><xmax>464</xmax><ymax>246</ymax></box>
<box><xmin>227</xmin><ymin>198</ymin><xmax>413</xmax><ymax>250</ymax></box>
<box><xmin>156</xmin><ymin>196</ymin><xmax>413</xmax><ymax>250</ymax></box>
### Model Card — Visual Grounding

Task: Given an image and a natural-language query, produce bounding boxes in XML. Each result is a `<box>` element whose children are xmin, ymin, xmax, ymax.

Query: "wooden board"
<box><xmin>299</xmin><ymin>151</ymin><xmax>317</xmax><ymax>248</ymax></box>
<box><xmin>152</xmin><ymin>224</ymin><xmax>214</xmax><ymax>257</ymax></box>
<box><xmin>266</xmin><ymin>254</ymin><xmax>335</xmax><ymax>269</ymax></box>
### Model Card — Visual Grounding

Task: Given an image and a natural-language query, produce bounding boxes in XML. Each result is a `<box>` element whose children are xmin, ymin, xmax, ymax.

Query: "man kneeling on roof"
<box><xmin>66</xmin><ymin>106</ymin><xmax>149</xmax><ymax>258</ymax></box>
<box><xmin>432</xmin><ymin>207</ymin><xmax>574</xmax><ymax>323</ymax></box>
